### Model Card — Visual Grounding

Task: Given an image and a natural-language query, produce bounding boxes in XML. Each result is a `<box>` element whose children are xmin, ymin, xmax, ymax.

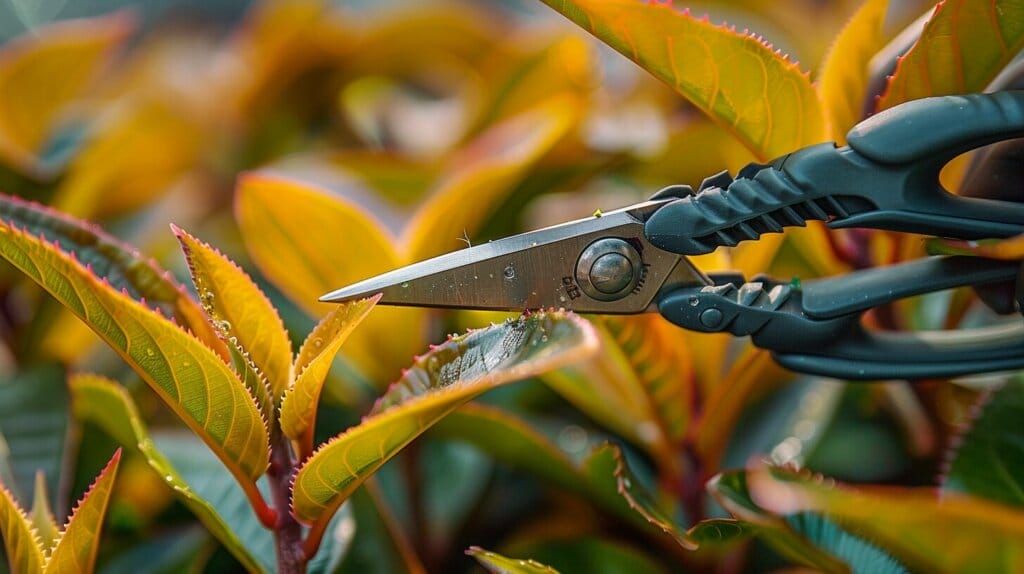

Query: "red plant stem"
<box><xmin>242</xmin><ymin>479</ymin><xmax>277</xmax><ymax>529</ymax></box>
<box><xmin>269</xmin><ymin>430</ymin><xmax>306</xmax><ymax>574</ymax></box>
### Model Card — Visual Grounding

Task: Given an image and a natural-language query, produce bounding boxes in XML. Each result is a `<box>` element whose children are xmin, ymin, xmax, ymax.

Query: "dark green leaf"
<box><xmin>0</xmin><ymin>363</ymin><xmax>69</xmax><ymax>513</ymax></box>
<box><xmin>786</xmin><ymin>513</ymin><xmax>907</xmax><ymax>574</ymax></box>
<box><xmin>943</xmin><ymin>375</ymin><xmax>1024</xmax><ymax>507</ymax></box>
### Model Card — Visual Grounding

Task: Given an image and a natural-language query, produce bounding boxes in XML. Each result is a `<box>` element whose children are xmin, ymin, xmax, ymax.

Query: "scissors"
<box><xmin>322</xmin><ymin>91</ymin><xmax>1024</xmax><ymax>380</ymax></box>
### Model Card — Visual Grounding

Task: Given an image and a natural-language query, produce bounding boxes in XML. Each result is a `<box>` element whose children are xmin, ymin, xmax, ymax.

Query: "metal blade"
<box><xmin>320</xmin><ymin>199</ymin><xmax>710</xmax><ymax>314</ymax></box>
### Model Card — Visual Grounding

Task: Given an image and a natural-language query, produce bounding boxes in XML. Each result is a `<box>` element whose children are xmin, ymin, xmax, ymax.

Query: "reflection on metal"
<box><xmin>320</xmin><ymin>199</ymin><xmax>709</xmax><ymax>314</ymax></box>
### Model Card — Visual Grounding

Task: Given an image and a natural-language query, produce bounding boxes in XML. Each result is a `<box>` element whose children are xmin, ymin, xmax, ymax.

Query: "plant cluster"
<box><xmin>0</xmin><ymin>0</ymin><xmax>1021</xmax><ymax>572</ymax></box>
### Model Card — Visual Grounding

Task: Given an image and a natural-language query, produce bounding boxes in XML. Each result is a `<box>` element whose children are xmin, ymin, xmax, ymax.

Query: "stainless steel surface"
<box><xmin>574</xmin><ymin>238</ymin><xmax>642</xmax><ymax>300</ymax></box>
<box><xmin>320</xmin><ymin>199</ymin><xmax>711</xmax><ymax>313</ymax></box>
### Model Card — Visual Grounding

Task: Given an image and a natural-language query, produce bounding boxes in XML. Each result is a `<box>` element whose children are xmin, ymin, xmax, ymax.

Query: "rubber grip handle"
<box><xmin>646</xmin><ymin>92</ymin><xmax>1024</xmax><ymax>255</ymax></box>
<box><xmin>658</xmin><ymin>256</ymin><xmax>1024</xmax><ymax>380</ymax></box>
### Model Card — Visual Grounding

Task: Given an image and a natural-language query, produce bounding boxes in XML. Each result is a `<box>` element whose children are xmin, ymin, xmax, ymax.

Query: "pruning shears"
<box><xmin>322</xmin><ymin>91</ymin><xmax>1024</xmax><ymax>380</ymax></box>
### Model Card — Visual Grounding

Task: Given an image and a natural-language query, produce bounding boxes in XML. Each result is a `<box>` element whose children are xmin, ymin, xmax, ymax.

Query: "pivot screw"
<box><xmin>575</xmin><ymin>238</ymin><xmax>643</xmax><ymax>301</ymax></box>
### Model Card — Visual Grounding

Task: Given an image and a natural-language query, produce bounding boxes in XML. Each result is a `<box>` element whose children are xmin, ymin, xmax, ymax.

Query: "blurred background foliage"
<box><xmin>0</xmin><ymin>0</ymin><xmax>1020</xmax><ymax>572</ymax></box>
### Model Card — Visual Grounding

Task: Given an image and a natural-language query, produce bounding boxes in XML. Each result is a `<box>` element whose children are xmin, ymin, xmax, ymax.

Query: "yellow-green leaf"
<box><xmin>0</xmin><ymin>13</ymin><xmax>132</xmax><ymax>176</ymax></box>
<box><xmin>292</xmin><ymin>312</ymin><xmax>598</xmax><ymax>551</ymax></box>
<box><xmin>29</xmin><ymin>472</ymin><xmax>58</xmax><ymax>552</ymax></box>
<box><xmin>0</xmin><ymin>193</ymin><xmax>225</xmax><ymax>358</ymax></box>
<box><xmin>235</xmin><ymin>173</ymin><xmax>424</xmax><ymax>385</ymax></box>
<box><xmin>280</xmin><ymin>296</ymin><xmax>380</xmax><ymax>451</ymax></box>
<box><xmin>877</xmin><ymin>0</ymin><xmax>1024</xmax><ymax>111</ymax></box>
<box><xmin>69</xmin><ymin>374</ymin><xmax>268</xmax><ymax>573</ymax></box>
<box><xmin>818</xmin><ymin>0</ymin><xmax>889</xmax><ymax>142</ymax></box>
<box><xmin>174</xmin><ymin>226</ymin><xmax>293</xmax><ymax>402</ymax></box>
<box><xmin>467</xmin><ymin>546</ymin><xmax>560</xmax><ymax>574</ymax></box>
<box><xmin>540</xmin><ymin>0</ymin><xmax>826</xmax><ymax>160</ymax></box>
<box><xmin>403</xmin><ymin>96</ymin><xmax>578</xmax><ymax>261</ymax></box>
<box><xmin>0</xmin><ymin>483</ymin><xmax>44</xmax><ymax>574</ymax></box>
<box><xmin>43</xmin><ymin>449</ymin><xmax>120</xmax><ymax>574</ymax></box>
<box><xmin>747</xmin><ymin>465</ymin><xmax>1024</xmax><ymax>573</ymax></box>
<box><xmin>0</xmin><ymin>222</ymin><xmax>270</xmax><ymax>487</ymax></box>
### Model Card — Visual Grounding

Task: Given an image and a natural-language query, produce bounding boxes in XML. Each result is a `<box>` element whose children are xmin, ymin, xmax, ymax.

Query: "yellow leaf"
<box><xmin>748</xmin><ymin>465</ymin><xmax>1024</xmax><ymax>573</ymax></box>
<box><xmin>0</xmin><ymin>483</ymin><xmax>44</xmax><ymax>574</ymax></box>
<box><xmin>174</xmin><ymin>226</ymin><xmax>294</xmax><ymax>403</ymax></box>
<box><xmin>403</xmin><ymin>96</ymin><xmax>578</xmax><ymax>261</ymax></box>
<box><xmin>0</xmin><ymin>222</ymin><xmax>270</xmax><ymax>492</ymax></box>
<box><xmin>52</xmin><ymin>98</ymin><xmax>206</xmax><ymax>219</ymax></box>
<box><xmin>0</xmin><ymin>13</ymin><xmax>132</xmax><ymax>176</ymax></box>
<box><xmin>292</xmin><ymin>312</ymin><xmax>598</xmax><ymax>556</ymax></box>
<box><xmin>817</xmin><ymin>0</ymin><xmax>889</xmax><ymax>142</ymax></box>
<box><xmin>280</xmin><ymin>296</ymin><xmax>380</xmax><ymax>454</ymax></box>
<box><xmin>540</xmin><ymin>0</ymin><xmax>827</xmax><ymax>160</ymax></box>
<box><xmin>235</xmin><ymin>173</ymin><xmax>426</xmax><ymax>385</ymax></box>
<box><xmin>878</xmin><ymin>0</ymin><xmax>1024</xmax><ymax>111</ymax></box>
<box><xmin>43</xmin><ymin>450</ymin><xmax>120</xmax><ymax>574</ymax></box>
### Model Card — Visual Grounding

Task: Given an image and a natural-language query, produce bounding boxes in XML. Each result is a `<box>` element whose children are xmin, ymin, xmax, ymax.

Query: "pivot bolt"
<box><xmin>575</xmin><ymin>238</ymin><xmax>643</xmax><ymax>301</ymax></box>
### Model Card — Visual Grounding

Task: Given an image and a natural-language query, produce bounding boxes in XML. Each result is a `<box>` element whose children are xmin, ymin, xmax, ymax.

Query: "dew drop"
<box><xmin>401</xmin><ymin>282</ymin><xmax>410</xmax><ymax>289</ymax></box>
<box><xmin>503</xmin><ymin>264</ymin><xmax>516</xmax><ymax>281</ymax></box>
<box><xmin>182</xmin><ymin>360</ymin><xmax>191</xmax><ymax>367</ymax></box>
<box><xmin>165</xmin><ymin>474</ymin><xmax>174</xmax><ymax>482</ymax></box>
<box><xmin>313</xmin><ymin>338</ymin><xmax>323</xmax><ymax>348</ymax></box>
<box><xmin>217</xmin><ymin>319</ymin><xmax>232</xmax><ymax>331</ymax></box>
<box><xmin>145</xmin><ymin>348</ymin><xmax>155</xmax><ymax>357</ymax></box>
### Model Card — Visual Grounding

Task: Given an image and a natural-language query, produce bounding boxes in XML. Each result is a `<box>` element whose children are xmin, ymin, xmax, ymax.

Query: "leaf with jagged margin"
<box><xmin>539</xmin><ymin>0</ymin><xmax>826</xmax><ymax>160</ymax></box>
<box><xmin>467</xmin><ymin>547</ymin><xmax>560</xmax><ymax>574</ymax></box>
<box><xmin>611</xmin><ymin>443</ymin><xmax>695</xmax><ymax>550</ymax></box>
<box><xmin>292</xmin><ymin>312</ymin><xmax>598</xmax><ymax>554</ymax></box>
<box><xmin>68</xmin><ymin>374</ymin><xmax>267</xmax><ymax>573</ymax></box>
<box><xmin>43</xmin><ymin>449</ymin><xmax>120</xmax><ymax>574</ymax></box>
<box><xmin>280</xmin><ymin>296</ymin><xmax>380</xmax><ymax>455</ymax></box>
<box><xmin>943</xmin><ymin>374</ymin><xmax>1024</xmax><ymax>507</ymax></box>
<box><xmin>174</xmin><ymin>226</ymin><xmax>293</xmax><ymax>404</ymax></box>
<box><xmin>0</xmin><ymin>222</ymin><xmax>270</xmax><ymax>491</ymax></box>
<box><xmin>541</xmin><ymin>315</ymin><xmax>693</xmax><ymax>482</ymax></box>
<box><xmin>402</xmin><ymin>96</ymin><xmax>578</xmax><ymax>261</ymax></box>
<box><xmin>29</xmin><ymin>473</ymin><xmax>59</xmax><ymax>551</ymax></box>
<box><xmin>0</xmin><ymin>194</ymin><xmax>224</xmax><ymax>357</ymax></box>
<box><xmin>746</xmin><ymin>464</ymin><xmax>1024</xmax><ymax>573</ymax></box>
<box><xmin>818</xmin><ymin>0</ymin><xmax>888</xmax><ymax>142</ymax></box>
<box><xmin>0</xmin><ymin>482</ymin><xmax>44</xmax><ymax>574</ymax></box>
<box><xmin>0</xmin><ymin>13</ymin><xmax>132</xmax><ymax>176</ymax></box>
<box><xmin>235</xmin><ymin>173</ymin><xmax>423</xmax><ymax>385</ymax></box>
<box><xmin>878</xmin><ymin>0</ymin><xmax>1024</xmax><ymax>111</ymax></box>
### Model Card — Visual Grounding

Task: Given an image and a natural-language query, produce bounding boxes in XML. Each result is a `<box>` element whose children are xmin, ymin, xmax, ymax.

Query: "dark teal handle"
<box><xmin>646</xmin><ymin>91</ymin><xmax>1024</xmax><ymax>255</ymax></box>
<box><xmin>658</xmin><ymin>256</ymin><xmax>1024</xmax><ymax>380</ymax></box>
